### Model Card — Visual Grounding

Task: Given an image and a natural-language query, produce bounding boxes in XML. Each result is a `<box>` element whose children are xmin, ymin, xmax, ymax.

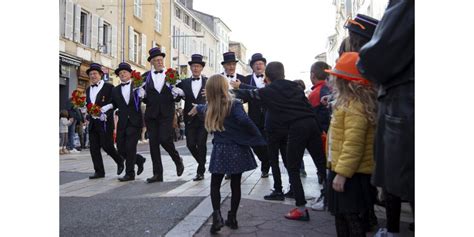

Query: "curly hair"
<box><xmin>333</xmin><ymin>78</ymin><xmax>377</xmax><ymax>124</ymax></box>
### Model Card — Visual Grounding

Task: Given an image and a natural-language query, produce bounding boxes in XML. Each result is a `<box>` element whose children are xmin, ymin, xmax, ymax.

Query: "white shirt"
<box><xmin>151</xmin><ymin>69</ymin><xmax>166</xmax><ymax>93</ymax></box>
<box><xmin>191</xmin><ymin>75</ymin><xmax>202</xmax><ymax>99</ymax></box>
<box><xmin>89</xmin><ymin>80</ymin><xmax>104</xmax><ymax>103</ymax></box>
<box><xmin>223</xmin><ymin>72</ymin><xmax>236</xmax><ymax>87</ymax></box>
<box><xmin>253</xmin><ymin>73</ymin><xmax>265</xmax><ymax>88</ymax></box>
<box><xmin>120</xmin><ymin>80</ymin><xmax>131</xmax><ymax>104</ymax></box>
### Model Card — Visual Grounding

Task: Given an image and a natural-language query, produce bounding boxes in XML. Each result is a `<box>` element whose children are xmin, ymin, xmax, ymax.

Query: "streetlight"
<box><xmin>171</xmin><ymin>34</ymin><xmax>204</xmax><ymax>73</ymax></box>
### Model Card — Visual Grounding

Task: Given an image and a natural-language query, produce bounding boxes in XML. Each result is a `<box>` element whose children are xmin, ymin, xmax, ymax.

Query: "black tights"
<box><xmin>335</xmin><ymin>213</ymin><xmax>366</xmax><ymax>237</ymax></box>
<box><xmin>210</xmin><ymin>173</ymin><xmax>242</xmax><ymax>214</ymax></box>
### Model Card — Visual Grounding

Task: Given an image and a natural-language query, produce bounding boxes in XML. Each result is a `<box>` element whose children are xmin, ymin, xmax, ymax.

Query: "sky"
<box><xmin>193</xmin><ymin>0</ymin><xmax>336</xmax><ymax>88</ymax></box>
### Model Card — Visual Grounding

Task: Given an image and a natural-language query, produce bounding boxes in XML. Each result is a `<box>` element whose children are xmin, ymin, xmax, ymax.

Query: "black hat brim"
<box><xmin>188</xmin><ymin>61</ymin><xmax>206</xmax><ymax>67</ymax></box>
<box><xmin>114</xmin><ymin>68</ymin><xmax>132</xmax><ymax>76</ymax></box>
<box><xmin>147</xmin><ymin>53</ymin><xmax>166</xmax><ymax>62</ymax></box>
<box><xmin>221</xmin><ymin>59</ymin><xmax>239</xmax><ymax>65</ymax></box>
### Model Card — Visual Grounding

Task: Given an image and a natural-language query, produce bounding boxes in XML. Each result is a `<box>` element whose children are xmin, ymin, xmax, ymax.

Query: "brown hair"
<box><xmin>265</xmin><ymin>61</ymin><xmax>285</xmax><ymax>82</ymax></box>
<box><xmin>333</xmin><ymin>78</ymin><xmax>377</xmax><ymax>124</ymax></box>
<box><xmin>60</xmin><ymin>110</ymin><xmax>69</xmax><ymax>118</ymax></box>
<box><xmin>204</xmin><ymin>74</ymin><xmax>234</xmax><ymax>132</ymax></box>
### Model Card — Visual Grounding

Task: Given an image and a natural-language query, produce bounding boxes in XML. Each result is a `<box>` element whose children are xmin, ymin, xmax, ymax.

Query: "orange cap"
<box><xmin>325</xmin><ymin>52</ymin><xmax>370</xmax><ymax>85</ymax></box>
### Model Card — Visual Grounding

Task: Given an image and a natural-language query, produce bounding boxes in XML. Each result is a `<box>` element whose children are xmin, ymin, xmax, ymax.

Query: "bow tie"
<box><xmin>192</xmin><ymin>77</ymin><xmax>200</xmax><ymax>81</ymax></box>
<box><xmin>256</xmin><ymin>74</ymin><xmax>264</xmax><ymax>78</ymax></box>
<box><xmin>227</xmin><ymin>75</ymin><xmax>234</xmax><ymax>79</ymax></box>
<box><xmin>91</xmin><ymin>84</ymin><xmax>98</xmax><ymax>87</ymax></box>
<box><xmin>154</xmin><ymin>70</ymin><xmax>163</xmax><ymax>74</ymax></box>
<box><xmin>121</xmin><ymin>82</ymin><xmax>130</xmax><ymax>86</ymax></box>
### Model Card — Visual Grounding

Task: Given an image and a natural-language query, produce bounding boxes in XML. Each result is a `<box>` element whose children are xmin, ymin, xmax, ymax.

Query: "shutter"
<box><xmin>91</xmin><ymin>14</ymin><xmax>98</xmax><ymax>49</ymax></box>
<box><xmin>141</xmin><ymin>33</ymin><xmax>147</xmax><ymax>66</ymax></box>
<box><xmin>73</xmin><ymin>4</ymin><xmax>81</xmax><ymax>42</ymax></box>
<box><xmin>86</xmin><ymin>14</ymin><xmax>92</xmax><ymax>46</ymax></box>
<box><xmin>98</xmin><ymin>18</ymin><xmax>104</xmax><ymax>52</ymax></box>
<box><xmin>65</xmin><ymin>0</ymin><xmax>74</xmax><ymax>40</ymax></box>
<box><xmin>111</xmin><ymin>25</ymin><xmax>117</xmax><ymax>57</ymax></box>
<box><xmin>129</xmin><ymin>26</ymin><xmax>134</xmax><ymax>61</ymax></box>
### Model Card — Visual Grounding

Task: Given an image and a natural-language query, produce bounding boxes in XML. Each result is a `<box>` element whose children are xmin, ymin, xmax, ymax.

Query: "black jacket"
<box><xmin>357</xmin><ymin>0</ymin><xmax>414</xmax><ymax>203</ymax></box>
<box><xmin>86</xmin><ymin>81</ymin><xmax>115</xmax><ymax>131</ymax></box>
<box><xmin>176</xmin><ymin>77</ymin><xmax>207</xmax><ymax>128</ymax></box>
<box><xmin>239</xmin><ymin>74</ymin><xmax>266</xmax><ymax>129</ymax></box>
<box><xmin>142</xmin><ymin>71</ymin><xmax>177</xmax><ymax>120</ymax></box>
<box><xmin>234</xmin><ymin>79</ymin><xmax>319</xmax><ymax>131</ymax></box>
<box><xmin>111</xmin><ymin>84</ymin><xmax>143</xmax><ymax>131</ymax></box>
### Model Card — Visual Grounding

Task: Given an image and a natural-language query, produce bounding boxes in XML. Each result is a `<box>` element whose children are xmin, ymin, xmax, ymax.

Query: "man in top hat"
<box><xmin>107</xmin><ymin>62</ymin><xmax>147</xmax><ymax>181</ymax></box>
<box><xmin>140</xmin><ymin>47</ymin><xmax>185</xmax><ymax>183</ymax></box>
<box><xmin>176</xmin><ymin>54</ymin><xmax>208</xmax><ymax>181</ymax></box>
<box><xmin>84</xmin><ymin>63</ymin><xmax>124</xmax><ymax>179</ymax></box>
<box><xmin>230</xmin><ymin>53</ymin><xmax>270</xmax><ymax>178</ymax></box>
<box><xmin>221</xmin><ymin>51</ymin><xmax>246</xmax><ymax>88</ymax></box>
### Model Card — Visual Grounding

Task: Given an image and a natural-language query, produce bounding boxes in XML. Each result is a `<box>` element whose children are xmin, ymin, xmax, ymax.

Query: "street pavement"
<box><xmin>60</xmin><ymin>138</ymin><xmax>414</xmax><ymax>237</ymax></box>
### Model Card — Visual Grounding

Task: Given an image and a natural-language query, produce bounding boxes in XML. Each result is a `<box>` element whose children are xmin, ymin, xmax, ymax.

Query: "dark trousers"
<box><xmin>211</xmin><ymin>173</ymin><xmax>242</xmax><ymax>214</ymax></box>
<box><xmin>384</xmin><ymin>190</ymin><xmax>414</xmax><ymax>233</ymax></box>
<box><xmin>251</xmin><ymin>127</ymin><xmax>270</xmax><ymax>173</ymax></box>
<box><xmin>185</xmin><ymin>122</ymin><xmax>208</xmax><ymax>175</ymax></box>
<box><xmin>266</xmin><ymin>129</ymin><xmax>288</xmax><ymax>192</ymax></box>
<box><xmin>305</xmin><ymin>132</ymin><xmax>327</xmax><ymax>184</ymax></box>
<box><xmin>116</xmin><ymin>125</ymin><xmax>140</xmax><ymax>176</ymax></box>
<box><xmin>286</xmin><ymin>117</ymin><xmax>323</xmax><ymax>206</ymax></box>
<box><xmin>146</xmin><ymin>117</ymin><xmax>182</xmax><ymax>178</ymax></box>
<box><xmin>88</xmin><ymin>121</ymin><xmax>124</xmax><ymax>175</ymax></box>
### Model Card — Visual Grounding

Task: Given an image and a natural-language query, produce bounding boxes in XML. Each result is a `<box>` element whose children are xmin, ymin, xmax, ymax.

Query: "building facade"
<box><xmin>229</xmin><ymin>41</ymin><xmax>251</xmax><ymax>75</ymax></box>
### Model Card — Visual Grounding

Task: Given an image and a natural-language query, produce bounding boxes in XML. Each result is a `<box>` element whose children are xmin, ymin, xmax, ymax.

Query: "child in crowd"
<box><xmin>189</xmin><ymin>74</ymin><xmax>266</xmax><ymax>234</ymax></box>
<box><xmin>60</xmin><ymin>110</ymin><xmax>73</xmax><ymax>154</ymax></box>
<box><xmin>325</xmin><ymin>52</ymin><xmax>377</xmax><ymax>236</ymax></box>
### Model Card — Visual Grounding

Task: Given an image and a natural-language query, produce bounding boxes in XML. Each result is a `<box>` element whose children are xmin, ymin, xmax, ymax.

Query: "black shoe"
<box><xmin>210</xmin><ymin>210</ymin><xmax>224</xmax><ymax>234</ymax></box>
<box><xmin>89</xmin><ymin>173</ymin><xmax>105</xmax><ymax>179</ymax></box>
<box><xmin>136</xmin><ymin>154</ymin><xmax>146</xmax><ymax>176</ymax></box>
<box><xmin>261</xmin><ymin>171</ymin><xmax>269</xmax><ymax>178</ymax></box>
<box><xmin>264</xmin><ymin>190</ymin><xmax>285</xmax><ymax>201</ymax></box>
<box><xmin>118</xmin><ymin>175</ymin><xmax>135</xmax><ymax>182</ymax></box>
<box><xmin>193</xmin><ymin>174</ymin><xmax>204</xmax><ymax>181</ymax></box>
<box><xmin>225</xmin><ymin>211</ymin><xmax>238</xmax><ymax>229</ymax></box>
<box><xmin>146</xmin><ymin>175</ymin><xmax>163</xmax><ymax>183</ymax></box>
<box><xmin>284</xmin><ymin>190</ymin><xmax>295</xmax><ymax>199</ymax></box>
<box><xmin>224</xmin><ymin>174</ymin><xmax>231</xmax><ymax>180</ymax></box>
<box><xmin>176</xmin><ymin>159</ymin><xmax>184</xmax><ymax>177</ymax></box>
<box><xmin>117</xmin><ymin>163</ymin><xmax>125</xmax><ymax>175</ymax></box>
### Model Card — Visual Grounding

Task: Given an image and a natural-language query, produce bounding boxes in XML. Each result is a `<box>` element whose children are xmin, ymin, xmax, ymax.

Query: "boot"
<box><xmin>225</xmin><ymin>211</ymin><xmax>238</xmax><ymax>229</ymax></box>
<box><xmin>210</xmin><ymin>210</ymin><xmax>224</xmax><ymax>234</ymax></box>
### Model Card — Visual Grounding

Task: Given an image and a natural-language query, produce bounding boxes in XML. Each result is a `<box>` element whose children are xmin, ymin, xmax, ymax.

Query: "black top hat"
<box><xmin>221</xmin><ymin>51</ymin><xmax>239</xmax><ymax>65</ymax></box>
<box><xmin>249</xmin><ymin>53</ymin><xmax>267</xmax><ymax>67</ymax></box>
<box><xmin>345</xmin><ymin>14</ymin><xmax>379</xmax><ymax>39</ymax></box>
<box><xmin>114</xmin><ymin>62</ymin><xmax>133</xmax><ymax>75</ymax></box>
<box><xmin>147</xmin><ymin>47</ymin><xmax>166</xmax><ymax>62</ymax></box>
<box><xmin>188</xmin><ymin>54</ymin><xmax>206</xmax><ymax>67</ymax></box>
<box><xmin>86</xmin><ymin>63</ymin><xmax>104</xmax><ymax>75</ymax></box>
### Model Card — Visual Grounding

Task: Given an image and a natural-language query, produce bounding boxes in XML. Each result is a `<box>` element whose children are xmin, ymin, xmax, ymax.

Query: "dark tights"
<box><xmin>210</xmin><ymin>173</ymin><xmax>242</xmax><ymax>214</ymax></box>
<box><xmin>335</xmin><ymin>213</ymin><xmax>366</xmax><ymax>237</ymax></box>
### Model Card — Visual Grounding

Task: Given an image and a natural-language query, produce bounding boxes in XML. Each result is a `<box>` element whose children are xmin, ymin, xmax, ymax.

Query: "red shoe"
<box><xmin>284</xmin><ymin>208</ymin><xmax>310</xmax><ymax>221</ymax></box>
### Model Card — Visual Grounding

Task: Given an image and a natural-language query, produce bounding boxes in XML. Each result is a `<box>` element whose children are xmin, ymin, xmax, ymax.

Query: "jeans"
<box><xmin>67</xmin><ymin>120</ymin><xmax>77</xmax><ymax>150</ymax></box>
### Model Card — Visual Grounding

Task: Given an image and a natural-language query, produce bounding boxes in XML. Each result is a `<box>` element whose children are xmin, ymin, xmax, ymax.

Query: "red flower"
<box><xmin>170</xmin><ymin>74</ymin><xmax>175</xmax><ymax>79</ymax></box>
<box><xmin>87</xmin><ymin>103</ymin><xmax>92</xmax><ymax>110</ymax></box>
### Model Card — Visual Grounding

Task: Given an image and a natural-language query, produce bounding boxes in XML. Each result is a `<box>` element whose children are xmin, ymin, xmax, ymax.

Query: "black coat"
<box><xmin>240</xmin><ymin>75</ymin><xmax>266</xmax><ymax>129</ymax></box>
<box><xmin>111</xmin><ymin>84</ymin><xmax>143</xmax><ymax>131</ymax></box>
<box><xmin>357</xmin><ymin>0</ymin><xmax>414</xmax><ymax>202</ymax></box>
<box><xmin>176</xmin><ymin>77</ymin><xmax>207</xmax><ymax>128</ymax></box>
<box><xmin>86</xmin><ymin>81</ymin><xmax>115</xmax><ymax>132</ymax></box>
<box><xmin>142</xmin><ymin>71</ymin><xmax>177</xmax><ymax>120</ymax></box>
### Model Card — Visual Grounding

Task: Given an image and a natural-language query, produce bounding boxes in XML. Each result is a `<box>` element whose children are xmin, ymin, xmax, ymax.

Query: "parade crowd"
<box><xmin>59</xmin><ymin>1</ymin><xmax>414</xmax><ymax>236</ymax></box>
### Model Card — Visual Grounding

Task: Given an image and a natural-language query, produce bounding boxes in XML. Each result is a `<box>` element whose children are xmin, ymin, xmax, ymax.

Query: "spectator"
<box><xmin>60</xmin><ymin>110</ymin><xmax>73</xmax><ymax>154</ymax></box>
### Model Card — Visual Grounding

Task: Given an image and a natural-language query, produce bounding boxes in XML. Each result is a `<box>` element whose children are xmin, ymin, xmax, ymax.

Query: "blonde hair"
<box><xmin>204</xmin><ymin>74</ymin><xmax>234</xmax><ymax>132</ymax></box>
<box><xmin>333</xmin><ymin>78</ymin><xmax>377</xmax><ymax>124</ymax></box>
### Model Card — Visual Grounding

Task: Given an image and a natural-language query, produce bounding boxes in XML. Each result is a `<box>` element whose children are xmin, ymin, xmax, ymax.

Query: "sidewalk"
<box><xmin>60</xmin><ymin>142</ymin><xmax>414</xmax><ymax>236</ymax></box>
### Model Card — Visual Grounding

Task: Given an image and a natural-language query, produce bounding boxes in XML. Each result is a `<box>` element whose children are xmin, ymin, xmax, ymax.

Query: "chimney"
<box><xmin>185</xmin><ymin>0</ymin><xmax>193</xmax><ymax>9</ymax></box>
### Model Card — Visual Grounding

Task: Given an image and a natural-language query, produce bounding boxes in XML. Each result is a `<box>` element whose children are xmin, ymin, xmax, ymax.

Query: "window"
<box><xmin>155</xmin><ymin>0</ymin><xmax>162</xmax><ymax>33</ymax></box>
<box><xmin>184</xmin><ymin>15</ymin><xmax>190</xmax><ymax>26</ymax></box>
<box><xmin>209</xmin><ymin>49</ymin><xmax>214</xmax><ymax>68</ymax></box>
<box><xmin>102</xmin><ymin>22</ymin><xmax>111</xmax><ymax>54</ymax></box>
<box><xmin>192</xmin><ymin>20</ymin><xmax>199</xmax><ymax>32</ymax></box>
<box><xmin>134</xmin><ymin>0</ymin><xmax>142</xmax><ymax>18</ymax></box>
<box><xmin>175</xmin><ymin>7</ymin><xmax>181</xmax><ymax>19</ymax></box>
<box><xmin>80</xmin><ymin>11</ymin><xmax>88</xmax><ymax>45</ymax></box>
<box><xmin>133</xmin><ymin>31</ymin><xmax>139</xmax><ymax>63</ymax></box>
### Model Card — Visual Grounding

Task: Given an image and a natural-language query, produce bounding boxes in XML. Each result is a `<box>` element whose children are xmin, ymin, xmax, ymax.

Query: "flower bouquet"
<box><xmin>131</xmin><ymin>70</ymin><xmax>144</xmax><ymax>89</ymax></box>
<box><xmin>165</xmin><ymin>68</ymin><xmax>180</xmax><ymax>86</ymax></box>
<box><xmin>71</xmin><ymin>90</ymin><xmax>86</xmax><ymax>108</ymax></box>
<box><xmin>86</xmin><ymin>103</ymin><xmax>102</xmax><ymax>118</ymax></box>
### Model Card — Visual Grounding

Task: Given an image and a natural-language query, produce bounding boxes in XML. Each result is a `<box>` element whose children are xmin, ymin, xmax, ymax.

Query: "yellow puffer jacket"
<box><xmin>328</xmin><ymin>101</ymin><xmax>375</xmax><ymax>178</ymax></box>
